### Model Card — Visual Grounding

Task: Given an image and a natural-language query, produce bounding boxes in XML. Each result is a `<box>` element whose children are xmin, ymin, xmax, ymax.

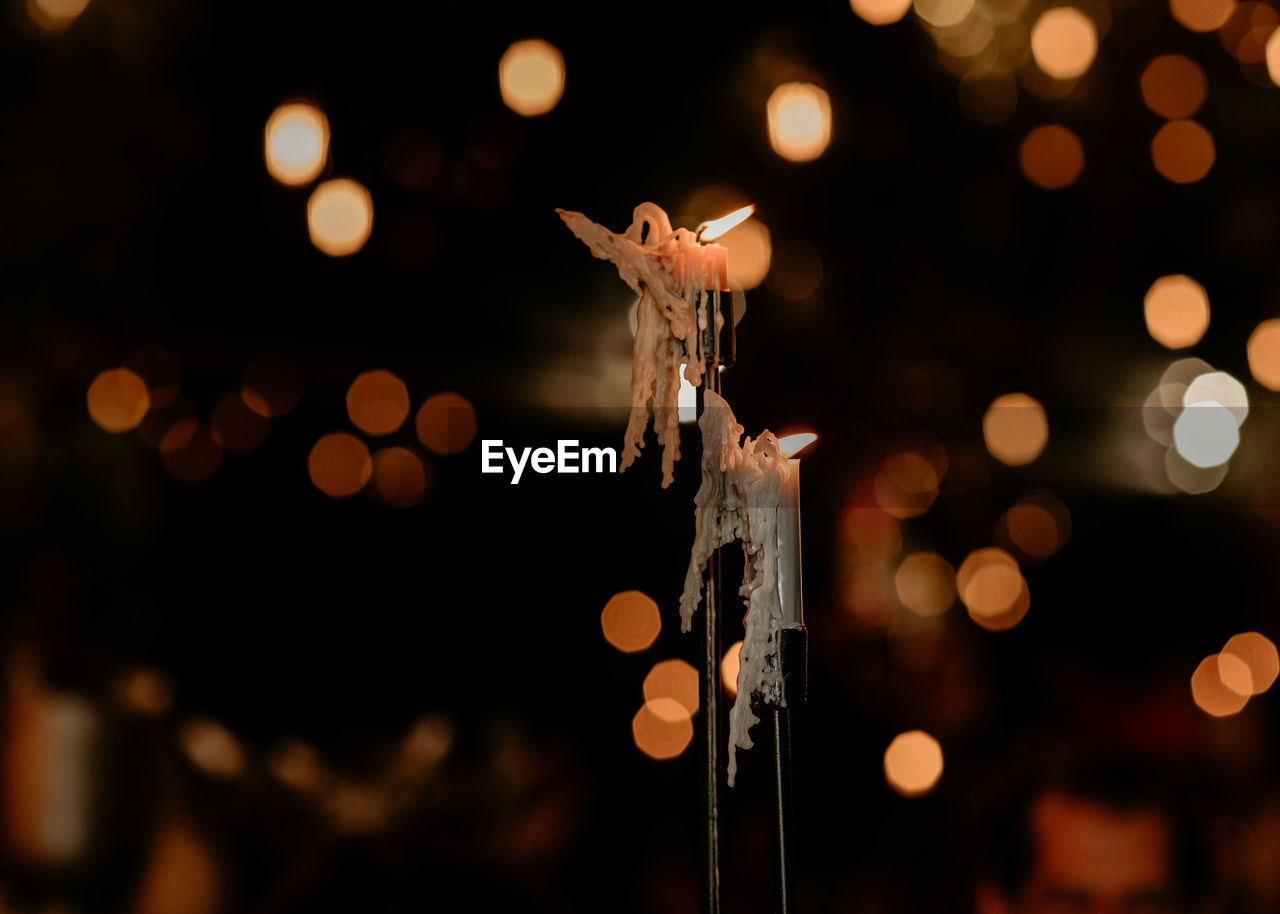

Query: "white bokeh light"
<box><xmin>1173</xmin><ymin>402</ymin><xmax>1240</xmax><ymax>468</ymax></box>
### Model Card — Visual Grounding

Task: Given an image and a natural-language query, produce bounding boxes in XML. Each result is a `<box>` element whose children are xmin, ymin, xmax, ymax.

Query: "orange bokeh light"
<box><xmin>767</xmin><ymin>82</ymin><xmax>833</xmax><ymax>163</ymax></box>
<box><xmin>210</xmin><ymin>392</ymin><xmax>269</xmax><ymax>455</ymax></box>
<box><xmin>1191</xmin><ymin>654</ymin><xmax>1249</xmax><ymax>716</ymax></box>
<box><xmin>307</xmin><ymin>178</ymin><xmax>373</xmax><ymax>257</ymax></box>
<box><xmin>894</xmin><ymin>552</ymin><xmax>957</xmax><ymax>617</ymax></box>
<box><xmin>1019</xmin><ymin>125</ymin><xmax>1085</xmax><ymax>190</ymax></box>
<box><xmin>241</xmin><ymin>358</ymin><xmax>303</xmax><ymax>418</ymax></box>
<box><xmin>370</xmin><ymin>446</ymin><xmax>432</xmax><ymax>508</ymax></box>
<box><xmin>850</xmin><ymin>0</ymin><xmax>913</xmax><ymax>24</ymax></box>
<box><xmin>1030</xmin><ymin>7</ymin><xmax>1098</xmax><ymax>80</ymax></box>
<box><xmin>308</xmin><ymin>432</ymin><xmax>372</xmax><ymax>498</ymax></box>
<box><xmin>883</xmin><ymin>730</ymin><xmax>944</xmax><ymax>797</ymax></box>
<box><xmin>983</xmin><ymin>393</ymin><xmax>1049</xmax><ymax>466</ymax></box>
<box><xmin>1221</xmin><ymin>632</ymin><xmax>1279</xmax><ymax>695</ymax></box>
<box><xmin>643</xmin><ymin>659</ymin><xmax>699</xmax><ymax>716</ymax></box>
<box><xmin>346</xmin><ymin>370</ymin><xmax>410</xmax><ymax>436</ymax></box>
<box><xmin>1144</xmin><ymin>274</ymin><xmax>1210</xmax><ymax>349</ymax></box>
<box><xmin>1151</xmin><ymin>120</ymin><xmax>1215</xmax><ymax>184</ymax></box>
<box><xmin>632</xmin><ymin>699</ymin><xmax>694</xmax><ymax>760</ymax></box>
<box><xmin>1247</xmin><ymin>319</ymin><xmax>1280</xmax><ymax>390</ymax></box>
<box><xmin>999</xmin><ymin>493</ymin><xmax>1070</xmax><ymax>561</ymax></box>
<box><xmin>601</xmin><ymin>590</ymin><xmax>661</xmax><ymax>653</ymax></box>
<box><xmin>1140</xmin><ymin>55</ymin><xmax>1208</xmax><ymax>119</ymax></box>
<box><xmin>1169</xmin><ymin>0</ymin><xmax>1235</xmax><ymax>32</ymax></box>
<box><xmin>499</xmin><ymin>39</ymin><xmax>566</xmax><ymax>117</ymax></box>
<box><xmin>957</xmin><ymin>548</ymin><xmax>1030</xmax><ymax>630</ymax></box>
<box><xmin>722</xmin><ymin>641</ymin><xmax>743</xmax><ymax>697</ymax></box>
<box><xmin>415</xmin><ymin>392</ymin><xmax>478</xmax><ymax>455</ymax></box>
<box><xmin>87</xmin><ymin>368</ymin><xmax>150</xmax><ymax>434</ymax></box>
<box><xmin>264</xmin><ymin>102</ymin><xmax>329</xmax><ymax>187</ymax></box>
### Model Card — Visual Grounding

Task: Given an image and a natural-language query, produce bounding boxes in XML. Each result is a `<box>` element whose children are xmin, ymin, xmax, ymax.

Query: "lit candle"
<box><xmin>775</xmin><ymin>434</ymin><xmax>817</xmax><ymax>628</ymax></box>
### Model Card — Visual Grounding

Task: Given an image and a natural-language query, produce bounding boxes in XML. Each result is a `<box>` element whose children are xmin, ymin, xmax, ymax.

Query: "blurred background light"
<box><xmin>766</xmin><ymin>240</ymin><xmax>824</xmax><ymax>301</ymax></box>
<box><xmin>721</xmin><ymin>641</ymin><xmax>743</xmax><ymax>697</ymax></box>
<box><xmin>1140</xmin><ymin>55</ymin><xmax>1208</xmax><ymax>119</ymax></box>
<box><xmin>894</xmin><ymin>552</ymin><xmax>957</xmax><ymax>617</ymax></box>
<box><xmin>1220</xmin><ymin>3</ymin><xmax>1277</xmax><ymax>63</ymax></box>
<box><xmin>499</xmin><ymin>39</ymin><xmax>566</xmax><ymax>117</ymax></box>
<box><xmin>998</xmin><ymin>492</ymin><xmax>1071</xmax><ymax>562</ymax></box>
<box><xmin>914</xmin><ymin>0</ymin><xmax>975</xmax><ymax>28</ymax></box>
<box><xmin>883</xmin><ymin>730</ymin><xmax>944</xmax><ymax>797</ymax></box>
<box><xmin>1019</xmin><ymin>125</ymin><xmax>1085</xmax><ymax>189</ymax></box>
<box><xmin>766</xmin><ymin>82</ymin><xmax>833</xmax><ymax>162</ymax></box>
<box><xmin>178</xmin><ymin>719</ymin><xmax>245</xmax><ymax>780</ymax></box>
<box><xmin>1169</xmin><ymin>0</ymin><xmax>1235</xmax><ymax>32</ymax></box>
<box><xmin>957</xmin><ymin>547</ymin><xmax>1029</xmax><ymax>629</ymax></box>
<box><xmin>1221</xmin><ymin>632</ymin><xmax>1279</xmax><ymax>694</ymax></box>
<box><xmin>1268</xmin><ymin>28</ymin><xmax>1280</xmax><ymax>83</ymax></box>
<box><xmin>241</xmin><ymin>357</ymin><xmax>303</xmax><ymax>418</ymax></box>
<box><xmin>1217</xmin><ymin>651</ymin><xmax>1254</xmax><ymax>696</ymax></box>
<box><xmin>1247</xmin><ymin>319</ymin><xmax>1280</xmax><ymax>389</ymax></box>
<box><xmin>632</xmin><ymin>699</ymin><xmax>693</xmax><ymax>760</ymax></box>
<box><xmin>1030</xmin><ymin>7</ymin><xmax>1098</xmax><ymax>80</ymax></box>
<box><xmin>851</xmin><ymin>0</ymin><xmax>913</xmax><ymax>25</ymax></box>
<box><xmin>1172</xmin><ymin>402</ymin><xmax>1239</xmax><ymax>468</ymax></box>
<box><xmin>87</xmin><ymin>368</ymin><xmax>150</xmax><ymax>434</ymax></box>
<box><xmin>1184</xmin><ymin>371</ymin><xmax>1247</xmax><ymax>425</ymax></box>
<box><xmin>643</xmin><ymin>659</ymin><xmax>699</xmax><ymax>716</ymax></box>
<box><xmin>1164</xmin><ymin>445</ymin><xmax>1229</xmax><ymax>493</ymax></box>
<box><xmin>600</xmin><ymin>590</ymin><xmax>661</xmax><ymax>653</ymax></box>
<box><xmin>983</xmin><ymin>393</ymin><xmax>1049</xmax><ymax>466</ymax></box>
<box><xmin>26</xmin><ymin>0</ymin><xmax>90</xmax><ymax>31</ymax></box>
<box><xmin>1191</xmin><ymin>655</ymin><xmax>1250</xmax><ymax>716</ymax></box>
<box><xmin>370</xmin><ymin>446</ymin><xmax>432</xmax><ymax>507</ymax></box>
<box><xmin>416</xmin><ymin>392</ymin><xmax>478</xmax><ymax>455</ymax></box>
<box><xmin>347</xmin><ymin>369</ymin><xmax>410</xmax><ymax>436</ymax></box>
<box><xmin>722</xmin><ymin>218</ymin><xmax>772</xmax><ymax>290</ymax></box>
<box><xmin>307</xmin><ymin>178</ymin><xmax>373</xmax><ymax>257</ymax></box>
<box><xmin>1144</xmin><ymin>274</ymin><xmax>1209</xmax><ymax>349</ymax></box>
<box><xmin>210</xmin><ymin>392</ymin><xmax>269</xmax><ymax>455</ymax></box>
<box><xmin>308</xmin><ymin>432</ymin><xmax>373</xmax><ymax>497</ymax></box>
<box><xmin>1151</xmin><ymin>120</ymin><xmax>1215</xmax><ymax>183</ymax></box>
<box><xmin>264</xmin><ymin>102</ymin><xmax>330</xmax><ymax>187</ymax></box>
<box><xmin>132</xmin><ymin>819</ymin><xmax>222</xmax><ymax>914</ymax></box>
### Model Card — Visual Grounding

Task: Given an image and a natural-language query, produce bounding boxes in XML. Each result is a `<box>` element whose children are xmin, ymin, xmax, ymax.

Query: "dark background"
<box><xmin>0</xmin><ymin>0</ymin><xmax>1279</xmax><ymax>911</ymax></box>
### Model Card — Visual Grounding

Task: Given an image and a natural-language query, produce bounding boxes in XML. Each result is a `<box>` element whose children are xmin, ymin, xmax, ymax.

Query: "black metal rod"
<box><xmin>770</xmin><ymin>706</ymin><xmax>795</xmax><ymax>914</ymax></box>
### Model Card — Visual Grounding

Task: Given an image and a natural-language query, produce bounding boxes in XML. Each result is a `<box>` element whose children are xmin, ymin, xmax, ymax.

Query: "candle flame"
<box><xmin>778</xmin><ymin>432</ymin><xmax>817</xmax><ymax>458</ymax></box>
<box><xmin>697</xmin><ymin>205</ymin><xmax>755</xmax><ymax>242</ymax></box>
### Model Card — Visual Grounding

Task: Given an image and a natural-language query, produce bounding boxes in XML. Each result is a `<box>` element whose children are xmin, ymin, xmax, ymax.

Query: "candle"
<box><xmin>774</xmin><ymin>434</ymin><xmax>817</xmax><ymax>628</ymax></box>
<box><xmin>557</xmin><ymin>202</ymin><xmax>747</xmax><ymax>486</ymax></box>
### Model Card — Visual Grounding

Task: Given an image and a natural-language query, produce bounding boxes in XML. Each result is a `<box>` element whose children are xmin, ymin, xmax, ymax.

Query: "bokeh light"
<box><xmin>163</xmin><ymin>425</ymin><xmax>223</xmax><ymax>483</ymax></box>
<box><xmin>1165</xmin><ymin>445</ymin><xmax>1229</xmax><ymax>494</ymax></box>
<box><xmin>26</xmin><ymin>0</ymin><xmax>90</xmax><ymax>31</ymax></box>
<box><xmin>264</xmin><ymin>102</ymin><xmax>329</xmax><ymax>187</ymax></box>
<box><xmin>111</xmin><ymin>669</ymin><xmax>173</xmax><ymax>717</ymax></box>
<box><xmin>308</xmin><ymin>432</ymin><xmax>373</xmax><ymax>497</ymax></box>
<box><xmin>370</xmin><ymin>446</ymin><xmax>432</xmax><ymax>508</ymax></box>
<box><xmin>766</xmin><ymin>83</ymin><xmax>833</xmax><ymax>163</ymax></box>
<box><xmin>347</xmin><ymin>370</ymin><xmax>410</xmax><ymax>436</ymax></box>
<box><xmin>1140</xmin><ymin>55</ymin><xmax>1208</xmax><ymax>119</ymax></box>
<box><xmin>1169</xmin><ymin>0</ymin><xmax>1235</xmax><ymax>32</ymax></box>
<box><xmin>210</xmin><ymin>393</ymin><xmax>269</xmax><ymax>455</ymax></box>
<box><xmin>894</xmin><ymin>552</ymin><xmax>957</xmax><ymax>617</ymax></box>
<box><xmin>1173</xmin><ymin>403</ymin><xmax>1239</xmax><ymax>468</ymax></box>
<box><xmin>851</xmin><ymin>0</ymin><xmax>913</xmax><ymax>24</ymax></box>
<box><xmin>1221</xmin><ymin>632</ymin><xmax>1279</xmax><ymax>694</ymax></box>
<box><xmin>415</xmin><ymin>392</ymin><xmax>478</xmax><ymax>455</ymax></box>
<box><xmin>87</xmin><ymin>368</ymin><xmax>150</xmax><ymax>434</ymax></box>
<box><xmin>307</xmin><ymin>178</ymin><xmax>373</xmax><ymax>257</ymax></box>
<box><xmin>132</xmin><ymin>820</ymin><xmax>222</xmax><ymax>914</ymax></box>
<box><xmin>1151</xmin><ymin>120</ymin><xmax>1215</xmax><ymax>183</ymax></box>
<box><xmin>722</xmin><ymin>218</ymin><xmax>772</xmax><ymax>291</ymax></box>
<box><xmin>178</xmin><ymin>719</ymin><xmax>245</xmax><ymax>779</ymax></box>
<box><xmin>983</xmin><ymin>393</ymin><xmax>1049</xmax><ymax>466</ymax></box>
<box><xmin>875</xmin><ymin>449</ymin><xmax>941</xmax><ymax>519</ymax></box>
<box><xmin>267</xmin><ymin>741</ymin><xmax>331</xmax><ymax>795</ymax></box>
<box><xmin>1019</xmin><ymin>125</ymin><xmax>1085</xmax><ymax>189</ymax></box>
<box><xmin>600</xmin><ymin>590</ymin><xmax>661</xmax><ymax>653</ymax></box>
<box><xmin>914</xmin><ymin>0</ymin><xmax>975</xmax><ymax>28</ymax></box>
<box><xmin>1184</xmin><ymin>371</ymin><xmax>1247</xmax><ymax>425</ymax></box>
<box><xmin>722</xmin><ymin>641</ymin><xmax>743</xmax><ymax>697</ymax></box>
<box><xmin>883</xmin><ymin>730</ymin><xmax>944</xmax><ymax>797</ymax></box>
<box><xmin>1269</xmin><ymin>28</ymin><xmax>1280</xmax><ymax>84</ymax></box>
<box><xmin>1217</xmin><ymin>651</ymin><xmax>1254</xmax><ymax>697</ymax></box>
<box><xmin>957</xmin><ymin>548</ymin><xmax>1028</xmax><ymax>627</ymax></box>
<box><xmin>499</xmin><ymin>39</ymin><xmax>566</xmax><ymax>117</ymax></box>
<box><xmin>1144</xmin><ymin>275</ymin><xmax>1209</xmax><ymax>349</ymax></box>
<box><xmin>632</xmin><ymin>699</ymin><xmax>693</xmax><ymax>760</ymax></box>
<box><xmin>1220</xmin><ymin>3</ymin><xmax>1277</xmax><ymax>63</ymax></box>
<box><xmin>1030</xmin><ymin>8</ymin><xmax>1098</xmax><ymax>80</ymax></box>
<box><xmin>998</xmin><ymin>493</ymin><xmax>1070</xmax><ymax>562</ymax></box>
<box><xmin>1246</xmin><ymin>319</ymin><xmax>1280</xmax><ymax>390</ymax></box>
<box><xmin>1191</xmin><ymin>655</ymin><xmax>1250</xmax><ymax>716</ymax></box>
<box><xmin>241</xmin><ymin>357</ymin><xmax>303</xmax><ymax>418</ymax></box>
<box><xmin>643</xmin><ymin>659</ymin><xmax>699</xmax><ymax>715</ymax></box>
